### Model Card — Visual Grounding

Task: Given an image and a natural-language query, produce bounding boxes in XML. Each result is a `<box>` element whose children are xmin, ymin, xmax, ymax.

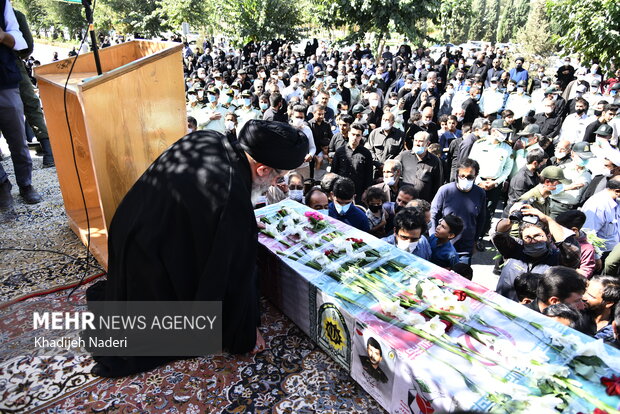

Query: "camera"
<box><xmin>509</xmin><ymin>199</ymin><xmax>540</xmax><ymax>224</ymax></box>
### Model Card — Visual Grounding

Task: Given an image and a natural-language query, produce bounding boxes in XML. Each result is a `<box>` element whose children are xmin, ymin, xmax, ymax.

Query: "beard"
<box><xmin>250</xmin><ymin>173</ymin><xmax>275</xmax><ymax>205</ymax></box>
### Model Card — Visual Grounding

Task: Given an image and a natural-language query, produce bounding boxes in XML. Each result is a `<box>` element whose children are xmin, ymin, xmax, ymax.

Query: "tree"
<box><xmin>218</xmin><ymin>0</ymin><xmax>304</xmax><ymax>46</ymax></box>
<box><xmin>97</xmin><ymin>0</ymin><xmax>163</xmax><ymax>37</ymax></box>
<box><xmin>438</xmin><ymin>0</ymin><xmax>472</xmax><ymax>44</ymax></box>
<box><xmin>13</xmin><ymin>0</ymin><xmax>52</xmax><ymax>33</ymax></box>
<box><xmin>548</xmin><ymin>0</ymin><xmax>620</xmax><ymax>68</ymax></box>
<box><xmin>156</xmin><ymin>0</ymin><xmax>214</xmax><ymax>32</ymax></box>
<box><xmin>315</xmin><ymin>0</ymin><xmax>440</xmax><ymax>52</ymax></box>
<box><xmin>514</xmin><ymin>0</ymin><xmax>556</xmax><ymax>63</ymax></box>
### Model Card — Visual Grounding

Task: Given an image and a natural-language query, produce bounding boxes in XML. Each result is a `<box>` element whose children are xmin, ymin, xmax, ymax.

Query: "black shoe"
<box><xmin>0</xmin><ymin>179</ymin><xmax>14</xmax><ymax>211</ymax></box>
<box><xmin>19</xmin><ymin>185</ymin><xmax>42</xmax><ymax>204</ymax></box>
<box><xmin>475</xmin><ymin>240</ymin><xmax>486</xmax><ymax>252</ymax></box>
<box><xmin>42</xmin><ymin>156</ymin><xmax>55</xmax><ymax>168</ymax></box>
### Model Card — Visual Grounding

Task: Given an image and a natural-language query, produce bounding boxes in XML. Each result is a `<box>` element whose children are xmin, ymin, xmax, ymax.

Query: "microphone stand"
<box><xmin>81</xmin><ymin>0</ymin><xmax>102</xmax><ymax>75</ymax></box>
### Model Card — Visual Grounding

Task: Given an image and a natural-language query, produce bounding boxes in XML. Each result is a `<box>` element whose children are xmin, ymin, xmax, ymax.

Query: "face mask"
<box><xmin>381</xmin><ymin>121</ymin><xmax>391</xmax><ymax>130</ymax></box>
<box><xmin>457</xmin><ymin>116</ymin><xmax>464</xmax><ymax>122</ymax></box>
<box><xmin>368</xmin><ymin>204</ymin><xmax>382</xmax><ymax>213</ymax></box>
<box><xmin>206</xmin><ymin>94</ymin><xmax>216</xmax><ymax>103</ymax></box>
<box><xmin>458</xmin><ymin>64</ymin><xmax>464</xmax><ymax>69</ymax></box>
<box><xmin>335</xmin><ymin>202</ymin><xmax>351</xmax><ymax>215</ymax></box>
<box><xmin>292</xmin><ymin>118</ymin><xmax>304</xmax><ymax>127</ymax></box>
<box><xmin>225</xmin><ymin>120</ymin><xmax>235</xmax><ymax>130</ymax></box>
<box><xmin>457</xmin><ymin>177</ymin><xmax>474</xmax><ymax>191</ymax></box>
<box><xmin>225</xmin><ymin>96</ymin><xmax>233</xmax><ymax>104</ymax></box>
<box><xmin>550</xmin><ymin>183</ymin><xmax>564</xmax><ymax>195</ymax></box>
<box><xmin>369</xmin><ymin>99</ymin><xmax>379</xmax><ymax>107</ymax></box>
<box><xmin>507</xmin><ymin>85</ymin><xmax>515</xmax><ymax>92</ymax></box>
<box><xmin>362</xmin><ymin>79</ymin><xmax>369</xmax><ymax>85</ymax></box>
<box><xmin>317</xmin><ymin>209</ymin><xmax>329</xmax><ymax>215</ymax></box>
<box><xmin>612</xmin><ymin>91</ymin><xmax>617</xmax><ymax>96</ymax></box>
<box><xmin>384</xmin><ymin>176</ymin><xmax>396</xmax><ymax>186</ymax></box>
<box><xmin>464</xmin><ymin>85</ymin><xmax>471</xmax><ymax>92</ymax></box>
<box><xmin>575</xmin><ymin>108</ymin><xmax>585</xmax><ymax>115</ymax></box>
<box><xmin>594</xmin><ymin>109</ymin><xmax>603</xmax><ymax>117</ymax></box>
<box><xmin>555</xmin><ymin>150</ymin><xmax>568</xmax><ymax>159</ymax></box>
<box><xmin>544</xmin><ymin>107</ymin><xmax>554</xmax><ymax>114</ymax></box>
<box><xmin>188</xmin><ymin>95</ymin><xmax>197</xmax><ymax>103</ymax></box>
<box><xmin>520</xmin><ymin>137</ymin><xmax>530</xmax><ymax>146</ymax></box>
<box><xmin>243</xmin><ymin>98</ymin><xmax>251</xmax><ymax>107</ymax></box>
<box><xmin>260</xmin><ymin>102</ymin><xmax>269</xmax><ymax>110</ymax></box>
<box><xmin>573</xmin><ymin>155</ymin><xmax>587</xmax><ymax>167</ymax></box>
<box><xmin>517</xmin><ymin>87</ymin><xmax>524</xmax><ymax>94</ymax></box>
<box><xmin>413</xmin><ymin>146</ymin><xmax>426</xmax><ymax>155</ymax></box>
<box><xmin>602</xmin><ymin>168</ymin><xmax>613</xmax><ymax>177</ymax></box>
<box><xmin>389</xmin><ymin>99</ymin><xmax>398</xmax><ymax>105</ymax></box>
<box><xmin>289</xmin><ymin>189</ymin><xmax>303</xmax><ymax>202</ymax></box>
<box><xmin>523</xmin><ymin>241</ymin><xmax>548</xmax><ymax>258</ymax></box>
<box><xmin>475</xmin><ymin>94</ymin><xmax>481</xmax><ymax>100</ymax></box>
<box><xmin>397</xmin><ymin>238</ymin><xmax>418</xmax><ymax>252</ymax></box>
<box><xmin>596</xmin><ymin>137</ymin><xmax>609</xmax><ymax>146</ymax></box>
<box><xmin>198</xmin><ymin>73</ymin><xmax>206</xmax><ymax>79</ymax></box>
<box><xmin>496</xmin><ymin>132</ymin><xmax>507</xmax><ymax>142</ymax></box>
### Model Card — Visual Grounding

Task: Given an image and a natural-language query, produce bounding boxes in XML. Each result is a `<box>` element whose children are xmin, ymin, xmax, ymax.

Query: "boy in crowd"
<box><xmin>429</xmin><ymin>214</ymin><xmax>463</xmax><ymax>269</ymax></box>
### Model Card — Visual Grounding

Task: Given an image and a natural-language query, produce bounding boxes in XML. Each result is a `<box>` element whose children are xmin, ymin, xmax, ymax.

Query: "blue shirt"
<box><xmin>328</xmin><ymin>202</ymin><xmax>370</xmax><ymax>232</ymax></box>
<box><xmin>430</xmin><ymin>183</ymin><xmax>486</xmax><ymax>254</ymax></box>
<box><xmin>382</xmin><ymin>234</ymin><xmax>432</xmax><ymax>261</ymax></box>
<box><xmin>581</xmin><ymin>190</ymin><xmax>620</xmax><ymax>252</ymax></box>
<box><xmin>509</xmin><ymin>67</ymin><xmax>529</xmax><ymax>83</ymax></box>
<box><xmin>429</xmin><ymin>235</ymin><xmax>459</xmax><ymax>268</ymax></box>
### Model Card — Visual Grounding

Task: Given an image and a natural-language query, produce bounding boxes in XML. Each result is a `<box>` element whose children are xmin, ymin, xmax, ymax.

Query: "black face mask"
<box><xmin>594</xmin><ymin>109</ymin><xmax>603</xmax><ymax>117</ymax></box>
<box><xmin>575</xmin><ymin>108</ymin><xmax>585</xmax><ymax>115</ymax></box>
<box><xmin>395</xmin><ymin>205</ymin><xmax>403</xmax><ymax>214</ymax></box>
<box><xmin>368</xmin><ymin>204</ymin><xmax>382</xmax><ymax>213</ymax></box>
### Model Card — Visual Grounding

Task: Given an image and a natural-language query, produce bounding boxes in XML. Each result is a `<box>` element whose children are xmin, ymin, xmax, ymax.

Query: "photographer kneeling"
<box><xmin>493</xmin><ymin>202</ymin><xmax>581</xmax><ymax>301</ymax></box>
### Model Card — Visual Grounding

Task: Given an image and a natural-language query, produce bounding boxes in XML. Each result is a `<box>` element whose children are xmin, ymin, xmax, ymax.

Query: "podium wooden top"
<box><xmin>37</xmin><ymin>72</ymin><xmax>100</xmax><ymax>93</ymax></box>
<box><xmin>34</xmin><ymin>40</ymin><xmax>183</xmax><ymax>92</ymax></box>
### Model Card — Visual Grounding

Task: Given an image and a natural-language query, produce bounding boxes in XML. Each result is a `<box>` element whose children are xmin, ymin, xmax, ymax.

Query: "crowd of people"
<box><xmin>181</xmin><ymin>37</ymin><xmax>620</xmax><ymax>347</ymax></box>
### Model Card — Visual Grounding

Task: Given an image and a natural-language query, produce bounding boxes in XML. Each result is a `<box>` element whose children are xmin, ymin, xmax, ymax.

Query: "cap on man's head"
<box><xmin>515</xmin><ymin>57</ymin><xmax>525</xmax><ymax>63</ymax></box>
<box><xmin>352</xmin><ymin>104</ymin><xmax>371</xmax><ymax>115</ymax></box>
<box><xmin>238</xmin><ymin>120</ymin><xmax>309</xmax><ymax>170</ymax></box>
<box><xmin>517</xmin><ymin>80</ymin><xmax>526</xmax><ymax>87</ymax></box>
<box><xmin>517</xmin><ymin>124</ymin><xmax>541</xmax><ymax>136</ymax></box>
<box><xmin>612</xmin><ymin>83</ymin><xmax>620</xmax><ymax>91</ymax></box>
<box><xmin>540</xmin><ymin>166</ymin><xmax>569</xmax><ymax>183</ymax></box>
<box><xmin>606</xmin><ymin>149</ymin><xmax>620</xmax><ymax>167</ymax></box>
<box><xmin>225</xmin><ymin>89</ymin><xmax>234</xmax><ymax>97</ymax></box>
<box><xmin>241</xmin><ymin>90</ymin><xmax>252</xmax><ymax>98</ymax></box>
<box><xmin>491</xmin><ymin>119</ymin><xmax>512</xmax><ymax>134</ymax></box>
<box><xmin>238</xmin><ymin>68</ymin><xmax>247</xmax><ymax>74</ymax></box>
<box><xmin>315</xmin><ymin>71</ymin><xmax>325</xmax><ymax>77</ymax></box>
<box><xmin>572</xmin><ymin>142</ymin><xmax>594</xmax><ymax>159</ymax></box>
<box><xmin>576</xmin><ymin>84</ymin><xmax>587</xmax><ymax>93</ymax></box>
<box><xmin>490</xmin><ymin>76</ymin><xmax>499</xmax><ymax>82</ymax></box>
<box><xmin>595</xmin><ymin>124</ymin><xmax>613</xmax><ymax>137</ymax></box>
<box><xmin>207</xmin><ymin>86</ymin><xmax>220</xmax><ymax>95</ymax></box>
<box><xmin>591</xmin><ymin>79</ymin><xmax>601</xmax><ymax>87</ymax></box>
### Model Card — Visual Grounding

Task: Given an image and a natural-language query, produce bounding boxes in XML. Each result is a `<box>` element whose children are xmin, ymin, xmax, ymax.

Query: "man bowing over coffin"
<box><xmin>86</xmin><ymin>120</ymin><xmax>308</xmax><ymax>377</ymax></box>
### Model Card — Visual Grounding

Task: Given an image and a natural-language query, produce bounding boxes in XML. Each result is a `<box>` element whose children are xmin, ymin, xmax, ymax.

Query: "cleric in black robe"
<box><xmin>86</xmin><ymin>120</ymin><xmax>308</xmax><ymax>377</ymax></box>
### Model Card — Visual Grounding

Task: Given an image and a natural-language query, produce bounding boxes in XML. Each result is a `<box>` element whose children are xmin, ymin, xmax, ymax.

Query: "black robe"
<box><xmin>86</xmin><ymin>130</ymin><xmax>259</xmax><ymax>377</ymax></box>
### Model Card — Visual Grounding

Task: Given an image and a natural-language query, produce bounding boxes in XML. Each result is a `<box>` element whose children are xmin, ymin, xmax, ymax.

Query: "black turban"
<box><xmin>238</xmin><ymin>120</ymin><xmax>309</xmax><ymax>170</ymax></box>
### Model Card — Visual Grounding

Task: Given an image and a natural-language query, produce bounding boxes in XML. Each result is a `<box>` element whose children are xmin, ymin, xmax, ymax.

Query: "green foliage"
<box><xmin>218</xmin><ymin>0</ymin><xmax>305</xmax><ymax>47</ymax></box>
<box><xmin>514</xmin><ymin>0</ymin><xmax>556</xmax><ymax>61</ymax></box>
<box><xmin>45</xmin><ymin>0</ymin><xmax>85</xmax><ymax>39</ymax></box>
<box><xmin>155</xmin><ymin>0</ymin><xmax>213</xmax><ymax>31</ymax></box>
<box><xmin>438</xmin><ymin>0</ymin><xmax>472</xmax><ymax>44</ymax></box>
<box><xmin>97</xmin><ymin>0</ymin><xmax>163</xmax><ymax>37</ymax></box>
<box><xmin>548</xmin><ymin>0</ymin><xmax>620</xmax><ymax>68</ymax></box>
<box><xmin>13</xmin><ymin>0</ymin><xmax>52</xmax><ymax>32</ymax></box>
<box><xmin>316</xmin><ymin>0</ymin><xmax>441</xmax><ymax>47</ymax></box>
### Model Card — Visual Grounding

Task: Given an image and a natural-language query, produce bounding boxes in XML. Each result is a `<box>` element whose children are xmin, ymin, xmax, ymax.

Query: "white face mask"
<box><xmin>389</xmin><ymin>99</ymin><xmax>398</xmax><ymax>105</ymax></box>
<box><xmin>397</xmin><ymin>238</ymin><xmax>418</xmax><ymax>252</ymax></box>
<box><xmin>369</xmin><ymin>99</ymin><xmax>379</xmax><ymax>107</ymax></box>
<box><xmin>292</xmin><ymin>118</ymin><xmax>304</xmax><ymax>128</ymax></box>
<box><xmin>225</xmin><ymin>120</ymin><xmax>235</xmax><ymax>130</ymax></box>
<box><xmin>335</xmin><ymin>202</ymin><xmax>351</xmax><ymax>215</ymax></box>
<box><xmin>289</xmin><ymin>189</ymin><xmax>303</xmax><ymax>202</ymax></box>
<box><xmin>384</xmin><ymin>176</ymin><xmax>396</xmax><ymax>186</ymax></box>
<box><xmin>496</xmin><ymin>132</ymin><xmax>507</xmax><ymax>142</ymax></box>
<box><xmin>457</xmin><ymin>178</ymin><xmax>474</xmax><ymax>191</ymax></box>
<box><xmin>381</xmin><ymin>121</ymin><xmax>392</xmax><ymax>130</ymax></box>
<box><xmin>602</xmin><ymin>168</ymin><xmax>613</xmax><ymax>177</ymax></box>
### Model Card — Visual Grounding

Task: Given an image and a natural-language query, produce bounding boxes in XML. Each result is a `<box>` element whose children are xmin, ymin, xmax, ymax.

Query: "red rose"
<box><xmin>601</xmin><ymin>374</ymin><xmax>620</xmax><ymax>396</ymax></box>
<box><xmin>593</xmin><ymin>409</ymin><xmax>608</xmax><ymax>414</ymax></box>
<box><xmin>453</xmin><ymin>290</ymin><xmax>467</xmax><ymax>301</ymax></box>
<box><xmin>415</xmin><ymin>394</ymin><xmax>434</xmax><ymax>414</ymax></box>
<box><xmin>324</xmin><ymin>249</ymin><xmax>334</xmax><ymax>256</ymax></box>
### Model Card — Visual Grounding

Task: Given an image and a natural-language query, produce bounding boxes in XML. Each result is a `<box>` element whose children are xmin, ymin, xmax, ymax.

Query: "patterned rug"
<box><xmin>0</xmin><ymin>153</ymin><xmax>105</xmax><ymax>303</ymax></box>
<box><xmin>0</xmin><ymin>284</ymin><xmax>384</xmax><ymax>413</ymax></box>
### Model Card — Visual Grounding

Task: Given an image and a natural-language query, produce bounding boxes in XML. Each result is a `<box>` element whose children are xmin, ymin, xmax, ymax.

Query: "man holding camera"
<box><xmin>517</xmin><ymin>166</ymin><xmax>568</xmax><ymax>216</ymax></box>
<box><xmin>493</xmin><ymin>202</ymin><xmax>581</xmax><ymax>301</ymax></box>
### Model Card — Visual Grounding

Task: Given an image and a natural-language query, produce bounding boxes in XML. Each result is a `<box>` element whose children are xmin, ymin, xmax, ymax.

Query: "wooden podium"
<box><xmin>34</xmin><ymin>40</ymin><xmax>187</xmax><ymax>270</ymax></box>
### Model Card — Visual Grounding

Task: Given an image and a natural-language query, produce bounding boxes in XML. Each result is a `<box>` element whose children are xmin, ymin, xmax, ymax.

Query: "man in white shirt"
<box><xmin>560</xmin><ymin>97</ymin><xmax>591</xmax><ymax>143</ymax></box>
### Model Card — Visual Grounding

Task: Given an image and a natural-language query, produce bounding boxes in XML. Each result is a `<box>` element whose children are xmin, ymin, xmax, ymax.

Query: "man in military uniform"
<box><xmin>359</xmin><ymin>337</ymin><xmax>388</xmax><ymax>383</ymax></box>
<box><xmin>235</xmin><ymin>90</ymin><xmax>261</xmax><ymax>131</ymax></box>
<box><xmin>505</xmin><ymin>79</ymin><xmax>533</xmax><ymax>122</ymax></box>
<box><xmin>468</xmin><ymin>119</ymin><xmax>514</xmax><ymax>248</ymax></box>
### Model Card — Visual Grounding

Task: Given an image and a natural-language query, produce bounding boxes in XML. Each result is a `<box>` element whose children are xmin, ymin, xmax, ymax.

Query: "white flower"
<box><xmin>396</xmin><ymin>308</ymin><xmax>426</xmax><ymax>327</ymax></box>
<box><xmin>574</xmin><ymin>338</ymin><xmax>605</xmax><ymax>357</ymax></box>
<box><xmin>530</xmin><ymin>362</ymin><xmax>570</xmax><ymax>381</ymax></box>
<box><xmin>325</xmin><ymin>262</ymin><xmax>340</xmax><ymax>273</ymax></box>
<box><xmin>307</xmin><ymin>250</ymin><xmax>322</xmax><ymax>261</ymax></box>
<box><xmin>420</xmin><ymin>315</ymin><xmax>446</xmax><ymax>337</ymax></box>
<box><xmin>288</xmin><ymin>210</ymin><xmax>304</xmax><ymax>222</ymax></box>
<box><xmin>282</xmin><ymin>217</ymin><xmax>296</xmax><ymax>229</ymax></box>
<box><xmin>380</xmin><ymin>299</ymin><xmax>401</xmax><ymax>316</ymax></box>
<box><xmin>315</xmin><ymin>254</ymin><xmax>331</xmax><ymax>266</ymax></box>
<box><xmin>419</xmin><ymin>280</ymin><xmax>444</xmax><ymax>302</ymax></box>
<box><xmin>493</xmin><ymin>381</ymin><xmax>531</xmax><ymax>401</ymax></box>
<box><xmin>351</xmin><ymin>252</ymin><xmax>366</xmax><ymax>261</ymax></box>
<box><xmin>332</xmin><ymin>237</ymin><xmax>353</xmax><ymax>252</ymax></box>
<box><xmin>543</xmin><ymin>328</ymin><xmax>580</xmax><ymax>350</ymax></box>
<box><xmin>450</xmin><ymin>301</ymin><xmax>473</xmax><ymax>320</ymax></box>
<box><xmin>526</xmin><ymin>395</ymin><xmax>563</xmax><ymax>414</ymax></box>
<box><xmin>265</xmin><ymin>223</ymin><xmax>279</xmax><ymax>235</ymax></box>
